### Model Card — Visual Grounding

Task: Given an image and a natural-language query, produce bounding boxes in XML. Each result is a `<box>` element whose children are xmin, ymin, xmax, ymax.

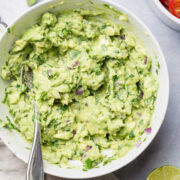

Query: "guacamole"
<box><xmin>1</xmin><ymin>9</ymin><xmax>158</xmax><ymax>169</ymax></box>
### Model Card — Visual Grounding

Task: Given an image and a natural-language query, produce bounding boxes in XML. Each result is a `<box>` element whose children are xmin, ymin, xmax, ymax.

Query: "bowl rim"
<box><xmin>0</xmin><ymin>0</ymin><xmax>169</xmax><ymax>179</ymax></box>
<box><xmin>152</xmin><ymin>0</ymin><xmax>180</xmax><ymax>24</ymax></box>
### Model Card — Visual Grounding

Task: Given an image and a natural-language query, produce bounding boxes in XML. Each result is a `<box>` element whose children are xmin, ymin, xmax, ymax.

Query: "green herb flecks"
<box><xmin>84</xmin><ymin>158</ymin><xmax>93</xmax><ymax>169</ymax></box>
<box><xmin>25</xmin><ymin>147</ymin><xmax>31</xmax><ymax>150</ymax></box>
<box><xmin>101</xmin><ymin>24</ymin><xmax>107</xmax><ymax>29</ymax></box>
<box><xmin>72</xmin><ymin>50</ymin><xmax>81</xmax><ymax>59</ymax></box>
<box><xmin>37</xmin><ymin>56</ymin><xmax>44</xmax><ymax>65</ymax></box>
<box><xmin>7</xmin><ymin>28</ymin><xmax>11</xmax><ymax>33</ymax></box>
<box><xmin>27</xmin><ymin>0</ymin><xmax>37</xmax><ymax>6</ymax></box>
<box><xmin>0</xmin><ymin>116</ymin><xmax>20</xmax><ymax>132</ymax></box>
<box><xmin>83</xmin><ymin>158</ymin><xmax>99</xmax><ymax>170</ymax></box>
<box><xmin>103</xmin><ymin>156</ymin><xmax>115</xmax><ymax>166</ymax></box>
<box><xmin>2</xmin><ymin>92</ymin><xmax>7</xmax><ymax>104</ymax></box>
<box><xmin>157</xmin><ymin>62</ymin><xmax>160</xmax><ymax>69</ymax></box>
<box><xmin>40</xmin><ymin>91</ymin><xmax>48</xmax><ymax>101</ymax></box>
<box><xmin>129</xmin><ymin>130</ymin><xmax>135</xmax><ymax>138</ymax></box>
<box><xmin>61</xmin><ymin>105</ymin><xmax>68</xmax><ymax>111</ymax></box>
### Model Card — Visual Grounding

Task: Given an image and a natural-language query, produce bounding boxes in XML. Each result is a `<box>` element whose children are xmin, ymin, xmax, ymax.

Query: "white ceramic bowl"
<box><xmin>0</xmin><ymin>0</ymin><xmax>169</xmax><ymax>179</ymax></box>
<box><xmin>149</xmin><ymin>0</ymin><xmax>180</xmax><ymax>31</ymax></box>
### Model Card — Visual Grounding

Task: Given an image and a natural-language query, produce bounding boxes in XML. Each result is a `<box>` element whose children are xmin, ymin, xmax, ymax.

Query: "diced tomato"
<box><xmin>169</xmin><ymin>0</ymin><xmax>180</xmax><ymax>18</ymax></box>
<box><xmin>160</xmin><ymin>0</ymin><xmax>169</xmax><ymax>7</ymax></box>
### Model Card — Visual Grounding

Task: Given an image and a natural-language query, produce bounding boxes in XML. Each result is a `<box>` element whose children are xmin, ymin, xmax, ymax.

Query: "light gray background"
<box><xmin>0</xmin><ymin>0</ymin><xmax>180</xmax><ymax>180</ymax></box>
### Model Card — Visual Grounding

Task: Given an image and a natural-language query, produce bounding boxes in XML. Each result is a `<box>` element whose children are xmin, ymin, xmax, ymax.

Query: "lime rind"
<box><xmin>146</xmin><ymin>165</ymin><xmax>180</xmax><ymax>180</ymax></box>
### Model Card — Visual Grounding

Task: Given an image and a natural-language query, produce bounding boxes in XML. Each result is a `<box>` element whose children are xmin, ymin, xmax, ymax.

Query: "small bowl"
<box><xmin>149</xmin><ymin>0</ymin><xmax>180</xmax><ymax>31</ymax></box>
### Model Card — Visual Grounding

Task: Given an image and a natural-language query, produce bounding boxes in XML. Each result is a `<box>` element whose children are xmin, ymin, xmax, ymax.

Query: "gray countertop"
<box><xmin>0</xmin><ymin>0</ymin><xmax>180</xmax><ymax>180</ymax></box>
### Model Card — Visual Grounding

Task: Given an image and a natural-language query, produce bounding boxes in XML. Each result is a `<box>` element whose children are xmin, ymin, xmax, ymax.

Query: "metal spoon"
<box><xmin>21</xmin><ymin>66</ymin><xmax>44</xmax><ymax>180</ymax></box>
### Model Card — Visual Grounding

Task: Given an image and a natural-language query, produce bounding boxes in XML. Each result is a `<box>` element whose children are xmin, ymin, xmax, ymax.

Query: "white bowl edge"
<box><xmin>0</xmin><ymin>0</ymin><xmax>169</xmax><ymax>179</ymax></box>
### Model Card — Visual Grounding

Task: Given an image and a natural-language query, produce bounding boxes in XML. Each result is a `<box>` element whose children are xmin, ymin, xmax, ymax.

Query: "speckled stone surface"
<box><xmin>0</xmin><ymin>0</ymin><xmax>180</xmax><ymax>180</ymax></box>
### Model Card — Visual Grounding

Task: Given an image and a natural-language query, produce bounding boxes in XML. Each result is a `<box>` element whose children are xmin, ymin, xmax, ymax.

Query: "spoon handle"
<box><xmin>26</xmin><ymin>103</ymin><xmax>44</xmax><ymax>180</ymax></box>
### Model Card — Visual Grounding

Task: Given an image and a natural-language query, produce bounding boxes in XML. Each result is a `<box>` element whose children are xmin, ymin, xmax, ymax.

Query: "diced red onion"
<box><xmin>73</xmin><ymin>61</ymin><xmax>79</xmax><ymax>68</ymax></box>
<box><xmin>86</xmin><ymin>146</ymin><xmax>92</xmax><ymax>151</ymax></box>
<box><xmin>120</xmin><ymin>34</ymin><xmax>125</xmax><ymax>40</ymax></box>
<box><xmin>144</xmin><ymin>57</ymin><xmax>148</xmax><ymax>64</ymax></box>
<box><xmin>145</xmin><ymin>127</ymin><xmax>152</xmax><ymax>134</ymax></box>
<box><xmin>140</xmin><ymin>91</ymin><xmax>144</xmax><ymax>99</ymax></box>
<box><xmin>136</xmin><ymin>141</ymin><xmax>142</xmax><ymax>148</ymax></box>
<box><xmin>75</xmin><ymin>88</ymin><xmax>84</xmax><ymax>95</ymax></box>
<box><xmin>72</xmin><ymin>129</ymin><xmax>76</xmax><ymax>135</ymax></box>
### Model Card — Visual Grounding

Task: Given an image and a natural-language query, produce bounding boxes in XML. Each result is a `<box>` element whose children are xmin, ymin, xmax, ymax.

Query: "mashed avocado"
<box><xmin>1</xmin><ymin>9</ymin><xmax>158</xmax><ymax>169</ymax></box>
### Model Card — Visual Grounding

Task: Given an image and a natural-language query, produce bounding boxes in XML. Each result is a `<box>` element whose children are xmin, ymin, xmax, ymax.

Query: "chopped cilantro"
<box><xmin>2</xmin><ymin>93</ymin><xmax>7</xmax><ymax>104</ymax></box>
<box><xmin>25</xmin><ymin>147</ymin><xmax>31</xmax><ymax>150</ymax></box>
<box><xmin>113</xmin><ymin>75</ymin><xmax>118</xmax><ymax>82</ymax></box>
<box><xmin>83</xmin><ymin>158</ymin><xmax>99</xmax><ymax>170</ymax></box>
<box><xmin>16</xmin><ymin>84</ymin><xmax>21</xmax><ymax>88</ymax></box>
<box><xmin>84</xmin><ymin>158</ymin><xmax>93</xmax><ymax>169</ymax></box>
<box><xmin>61</xmin><ymin>105</ymin><xmax>68</xmax><ymax>111</ymax></box>
<box><xmin>101</xmin><ymin>24</ymin><xmax>107</xmax><ymax>29</ymax></box>
<box><xmin>129</xmin><ymin>74</ymin><xmax>135</xmax><ymax>78</ymax></box>
<box><xmin>82</xmin><ymin>169</ymin><xmax>88</xmax><ymax>171</ymax></box>
<box><xmin>3</xmin><ymin>116</ymin><xmax>20</xmax><ymax>132</ymax></box>
<box><xmin>103</xmin><ymin>4</ymin><xmax>111</xmax><ymax>8</ymax></box>
<box><xmin>37</xmin><ymin>56</ymin><xmax>44</xmax><ymax>65</ymax></box>
<box><xmin>62</xmin><ymin>28</ymin><xmax>71</xmax><ymax>37</ymax></box>
<box><xmin>129</xmin><ymin>130</ymin><xmax>135</xmax><ymax>138</ymax></box>
<box><xmin>94</xmin><ymin>66</ymin><xmax>101</xmax><ymax>75</ymax></box>
<box><xmin>156</xmin><ymin>69</ymin><xmax>159</xmax><ymax>75</ymax></box>
<box><xmin>103</xmin><ymin>156</ymin><xmax>115</xmax><ymax>166</ymax></box>
<box><xmin>108</xmin><ymin>85</ymin><xmax>111</xmax><ymax>93</ymax></box>
<box><xmin>157</xmin><ymin>62</ymin><xmax>160</xmax><ymax>69</ymax></box>
<box><xmin>40</xmin><ymin>91</ymin><xmax>47</xmax><ymax>100</ymax></box>
<box><xmin>7</xmin><ymin>28</ymin><xmax>11</xmax><ymax>33</ymax></box>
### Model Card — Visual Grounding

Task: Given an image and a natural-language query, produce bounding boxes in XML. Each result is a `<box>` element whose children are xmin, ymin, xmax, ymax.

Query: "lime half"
<box><xmin>146</xmin><ymin>165</ymin><xmax>180</xmax><ymax>180</ymax></box>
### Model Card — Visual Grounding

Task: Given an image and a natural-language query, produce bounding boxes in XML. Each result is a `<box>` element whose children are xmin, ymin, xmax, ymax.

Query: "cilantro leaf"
<box><xmin>129</xmin><ymin>130</ymin><xmax>135</xmax><ymax>138</ymax></box>
<box><xmin>84</xmin><ymin>158</ymin><xmax>93</xmax><ymax>169</ymax></box>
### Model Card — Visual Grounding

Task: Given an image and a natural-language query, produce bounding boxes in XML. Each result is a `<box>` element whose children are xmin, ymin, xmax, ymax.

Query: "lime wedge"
<box><xmin>146</xmin><ymin>165</ymin><xmax>180</xmax><ymax>180</ymax></box>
